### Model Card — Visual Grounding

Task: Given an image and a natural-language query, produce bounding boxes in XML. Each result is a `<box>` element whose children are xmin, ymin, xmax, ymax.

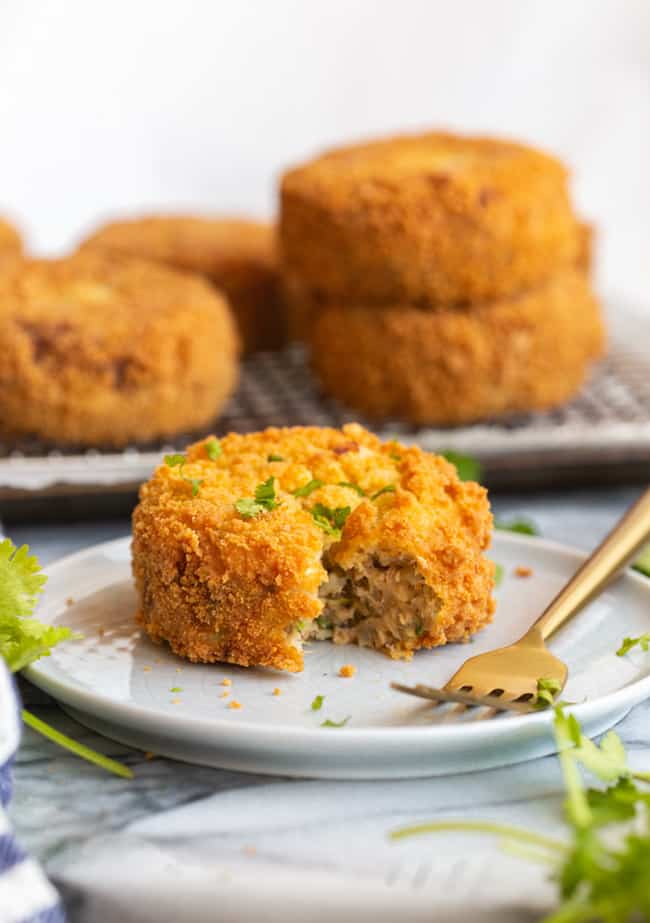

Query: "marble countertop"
<box><xmin>7</xmin><ymin>486</ymin><xmax>650</xmax><ymax>922</ymax></box>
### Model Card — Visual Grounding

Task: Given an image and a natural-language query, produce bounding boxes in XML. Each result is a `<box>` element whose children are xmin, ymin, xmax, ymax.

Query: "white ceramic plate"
<box><xmin>24</xmin><ymin>533</ymin><xmax>650</xmax><ymax>779</ymax></box>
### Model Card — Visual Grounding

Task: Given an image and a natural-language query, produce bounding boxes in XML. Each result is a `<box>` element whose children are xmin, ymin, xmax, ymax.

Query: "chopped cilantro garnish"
<box><xmin>321</xmin><ymin>716</ymin><xmax>350</xmax><ymax>728</ymax></box>
<box><xmin>311</xmin><ymin>694</ymin><xmax>324</xmax><ymax>711</ymax></box>
<box><xmin>0</xmin><ymin>538</ymin><xmax>131</xmax><ymax>778</ymax></box>
<box><xmin>205</xmin><ymin>438</ymin><xmax>222</xmax><ymax>460</ymax></box>
<box><xmin>414</xmin><ymin>619</ymin><xmax>424</xmax><ymax>637</ymax></box>
<box><xmin>267</xmin><ymin>454</ymin><xmax>284</xmax><ymax>462</ymax></box>
<box><xmin>235</xmin><ymin>477</ymin><xmax>281</xmax><ymax>518</ymax></box>
<box><xmin>616</xmin><ymin>634</ymin><xmax>650</xmax><ymax>657</ymax></box>
<box><xmin>292</xmin><ymin>479</ymin><xmax>324</xmax><ymax>498</ymax></box>
<box><xmin>439</xmin><ymin>450</ymin><xmax>482</xmax><ymax>482</ymax></box>
<box><xmin>493</xmin><ymin>563</ymin><xmax>504</xmax><ymax>587</ymax></box>
<box><xmin>633</xmin><ymin>543</ymin><xmax>650</xmax><ymax>577</ymax></box>
<box><xmin>164</xmin><ymin>453</ymin><xmax>204</xmax><ymax>497</ymax></box>
<box><xmin>338</xmin><ymin>481</ymin><xmax>366</xmax><ymax>496</ymax></box>
<box><xmin>311</xmin><ymin>504</ymin><xmax>351</xmax><ymax>538</ymax></box>
<box><xmin>170</xmin><ymin>686</ymin><xmax>183</xmax><ymax>693</ymax></box>
<box><xmin>371</xmin><ymin>484</ymin><xmax>396</xmax><ymax>500</ymax></box>
<box><xmin>164</xmin><ymin>453</ymin><xmax>186</xmax><ymax>468</ymax></box>
<box><xmin>533</xmin><ymin>676</ymin><xmax>563</xmax><ymax>710</ymax></box>
<box><xmin>495</xmin><ymin>518</ymin><xmax>538</xmax><ymax>536</ymax></box>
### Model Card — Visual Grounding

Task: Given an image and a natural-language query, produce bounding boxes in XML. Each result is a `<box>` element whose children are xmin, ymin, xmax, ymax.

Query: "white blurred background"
<box><xmin>0</xmin><ymin>0</ymin><xmax>648</xmax><ymax>305</ymax></box>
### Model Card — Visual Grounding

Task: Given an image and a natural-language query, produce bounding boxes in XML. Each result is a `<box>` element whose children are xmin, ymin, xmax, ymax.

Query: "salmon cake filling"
<box><xmin>132</xmin><ymin>424</ymin><xmax>495</xmax><ymax>672</ymax></box>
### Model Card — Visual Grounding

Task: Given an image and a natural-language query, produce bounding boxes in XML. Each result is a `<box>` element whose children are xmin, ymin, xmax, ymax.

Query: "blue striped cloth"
<box><xmin>0</xmin><ymin>662</ymin><xmax>64</xmax><ymax>923</ymax></box>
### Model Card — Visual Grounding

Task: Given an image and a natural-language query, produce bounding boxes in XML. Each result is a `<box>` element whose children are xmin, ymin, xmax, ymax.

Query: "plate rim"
<box><xmin>23</xmin><ymin>532</ymin><xmax>650</xmax><ymax>745</ymax></box>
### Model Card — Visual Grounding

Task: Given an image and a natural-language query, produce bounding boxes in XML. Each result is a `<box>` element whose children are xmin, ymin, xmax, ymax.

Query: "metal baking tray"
<box><xmin>1</xmin><ymin>297</ymin><xmax>649</xmax><ymax>522</ymax></box>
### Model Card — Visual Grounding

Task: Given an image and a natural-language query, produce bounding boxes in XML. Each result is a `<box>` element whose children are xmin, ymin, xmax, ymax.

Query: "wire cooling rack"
<box><xmin>1</xmin><ymin>296</ymin><xmax>649</xmax><ymax>520</ymax></box>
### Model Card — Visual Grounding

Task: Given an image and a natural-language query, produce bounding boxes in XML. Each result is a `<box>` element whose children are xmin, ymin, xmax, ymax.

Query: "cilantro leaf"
<box><xmin>205</xmin><ymin>438</ymin><xmax>222</xmax><ymax>460</ymax></box>
<box><xmin>235</xmin><ymin>477</ymin><xmax>281</xmax><ymax>518</ymax></box>
<box><xmin>495</xmin><ymin>519</ymin><xmax>538</xmax><ymax>536</ymax></box>
<box><xmin>0</xmin><ymin>539</ymin><xmax>75</xmax><ymax>672</ymax></box>
<box><xmin>617</xmin><ymin>634</ymin><xmax>650</xmax><ymax>656</ymax></box>
<box><xmin>310</xmin><ymin>504</ymin><xmax>351</xmax><ymax>539</ymax></box>
<box><xmin>310</xmin><ymin>694</ymin><xmax>324</xmax><ymax>711</ymax></box>
<box><xmin>321</xmin><ymin>716</ymin><xmax>350</xmax><ymax>728</ymax></box>
<box><xmin>164</xmin><ymin>453</ymin><xmax>204</xmax><ymax>497</ymax></box>
<box><xmin>533</xmin><ymin>677</ymin><xmax>563</xmax><ymax>710</ymax></box>
<box><xmin>267</xmin><ymin>454</ymin><xmax>284</xmax><ymax>462</ymax></box>
<box><xmin>169</xmin><ymin>686</ymin><xmax>183</xmax><ymax>693</ymax></box>
<box><xmin>493</xmin><ymin>563</ymin><xmax>504</xmax><ymax>587</ymax></box>
<box><xmin>338</xmin><ymin>481</ymin><xmax>366</xmax><ymax>496</ymax></box>
<box><xmin>371</xmin><ymin>484</ymin><xmax>396</xmax><ymax>500</ymax></box>
<box><xmin>292</xmin><ymin>479</ymin><xmax>324</xmax><ymax>498</ymax></box>
<box><xmin>164</xmin><ymin>453</ymin><xmax>186</xmax><ymax>468</ymax></box>
<box><xmin>439</xmin><ymin>451</ymin><xmax>482</xmax><ymax>483</ymax></box>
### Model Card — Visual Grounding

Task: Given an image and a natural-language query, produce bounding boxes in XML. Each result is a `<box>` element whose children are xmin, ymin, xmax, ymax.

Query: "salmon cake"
<box><xmin>132</xmin><ymin>424</ymin><xmax>495</xmax><ymax>672</ymax></box>
<box><xmin>309</xmin><ymin>269</ymin><xmax>604</xmax><ymax>425</ymax></box>
<box><xmin>280</xmin><ymin>131</ymin><xmax>580</xmax><ymax>308</ymax></box>
<box><xmin>0</xmin><ymin>218</ymin><xmax>22</xmax><ymax>267</ymax></box>
<box><xmin>80</xmin><ymin>215</ymin><xmax>286</xmax><ymax>354</ymax></box>
<box><xmin>0</xmin><ymin>251</ymin><xmax>239</xmax><ymax>446</ymax></box>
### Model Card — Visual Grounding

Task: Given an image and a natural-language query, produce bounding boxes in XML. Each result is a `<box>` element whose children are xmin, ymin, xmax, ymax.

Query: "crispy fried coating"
<box><xmin>280</xmin><ymin>131</ymin><xmax>580</xmax><ymax>308</ymax></box>
<box><xmin>132</xmin><ymin>424</ymin><xmax>495</xmax><ymax>672</ymax></box>
<box><xmin>0</xmin><ymin>251</ymin><xmax>239</xmax><ymax>446</ymax></box>
<box><xmin>309</xmin><ymin>269</ymin><xmax>604</xmax><ymax>425</ymax></box>
<box><xmin>576</xmin><ymin>221</ymin><xmax>595</xmax><ymax>274</ymax></box>
<box><xmin>0</xmin><ymin>218</ymin><xmax>22</xmax><ymax>268</ymax></box>
<box><xmin>80</xmin><ymin>215</ymin><xmax>286</xmax><ymax>354</ymax></box>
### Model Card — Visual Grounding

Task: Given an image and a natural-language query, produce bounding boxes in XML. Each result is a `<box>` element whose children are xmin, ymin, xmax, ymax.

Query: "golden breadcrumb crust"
<box><xmin>80</xmin><ymin>215</ymin><xmax>286</xmax><ymax>354</ymax></box>
<box><xmin>309</xmin><ymin>269</ymin><xmax>604</xmax><ymax>425</ymax></box>
<box><xmin>132</xmin><ymin>424</ymin><xmax>495</xmax><ymax>672</ymax></box>
<box><xmin>0</xmin><ymin>218</ymin><xmax>22</xmax><ymax>267</ymax></box>
<box><xmin>576</xmin><ymin>221</ymin><xmax>594</xmax><ymax>274</ymax></box>
<box><xmin>0</xmin><ymin>251</ymin><xmax>239</xmax><ymax>446</ymax></box>
<box><xmin>281</xmin><ymin>131</ymin><xmax>580</xmax><ymax>308</ymax></box>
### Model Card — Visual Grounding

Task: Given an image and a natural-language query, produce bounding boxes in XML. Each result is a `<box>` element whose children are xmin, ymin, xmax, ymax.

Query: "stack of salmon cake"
<box><xmin>280</xmin><ymin>132</ymin><xmax>605</xmax><ymax>425</ymax></box>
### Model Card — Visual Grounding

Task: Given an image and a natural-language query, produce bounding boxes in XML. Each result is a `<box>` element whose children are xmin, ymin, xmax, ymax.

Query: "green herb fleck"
<box><xmin>267</xmin><ymin>454</ymin><xmax>284</xmax><ymax>462</ymax></box>
<box><xmin>533</xmin><ymin>676</ymin><xmax>563</xmax><ymax>710</ymax></box>
<box><xmin>633</xmin><ymin>544</ymin><xmax>650</xmax><ymax>577</ymax></box>
<box><xmin>495</xmin><ymin>519</ymin><xmax>538</xmax><ymax>536</ymax></box>
<box><xmin>311</xmin><ymin>694</ymin><xmax>325</xmax><ymax>711</ymax></box>
<box><xmin>321</xmin><ymin>716</ymin><xmax>350</xmax><ymax>728</ymax></box>
<box><xmin>164</xmin><ymin>453</ymin><xmax>203</xmax><ymax>497</ymax></box>
<box><xmin>371</xmin><ymin>484</ymin><xmax>396</xmax><ymax>500</ymax></box>
<box><xmin>414</xmin><ymin>619</ymin><xmax>424</xmax><ymax>637</ymax></box>
<box><xmin>292</xmin><ymin>479</ymin><xmax>324</xmax><ymax>498</ymax></box>
<box><xmin>493</xmin><ymin>563</ymin><xmax>504</xmax><ymax>587</ymax></box>
<box><xmin>235</xmin><ymin>477</ymin><xmax>281</xmax><ymax>518</ymax></box>
<box><xmin>439</xmin><ymin>451</ymin><xmax>482</xmax><ymax>482</ymax></box>
<box><xmin>338</xmin><ymin>481</ymin><xmax>366</xmax><ymax>497</ymax></box>
<box><xmin>164</xmin><ymin>453</ymin><xmax>186</xmax><ymax>468</ymax></box>
<box><xmin>21</xmin><ymin>709</ymin><xmax>133</xmax><ymax>779</ymax></box>
<box><xmin>205</xmin><ymin>438</ymin><xmax>222</xmax><ymax>460</ymax></box>
<box><xmin>616</xmin><ymin>634</ymin><xmax>650</xmax><ymax>657</ymax></box>
<box><xmin>311</xmin><ymin>504</ymin><xmax>351</xmax><ymax>538</ymax></box>
<box><xmin>170</xmin><ymin>686</ymin><xmax>183</xmax><ymax>693</ymax></box>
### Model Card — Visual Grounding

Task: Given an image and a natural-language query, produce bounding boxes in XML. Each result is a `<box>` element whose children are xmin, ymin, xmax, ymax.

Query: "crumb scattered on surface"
<box><xmin>229</xmin><ymin>700</ymin><xmax>242</xmax><ymax>709</ymax></box>
<box><xmin>243</xmin><ymin>845</ymin><xmax>257</xmax><ymax>856</ymax></box>
<box><xmin>339</xmin><ymin>664</ymin><xmax>356</xmax><ymax>678</ymax></box>
<box><xmin>221</xmin><ymin>678</ymin><xmax>232</xmax><ymax>686</ymax></box>
<box><xmin>220</xmin><ymin>690</ymin><xmax>230</xmax><ymax>698</ymax></box>
<box><xmin>98</xmin><ymin>626</ymin><xmax>106</xmax><ymax>637</ymax></box>
<box><xmin>515</xmin><ymin>566</ymin><xmax>533</xmax><ymax>578</ymax></box>
<box><xmin>66</xmin><ymin>597</ymin><xmax>75</xmax><ymax>607</ymax></box>
<box><xmin>144</xmin><ymin>751</ymin><xmax>156</xmax><ymax>761</ymax></box>
<box><xmin>171</xmin><ymin>697</ymin><xmax>181</xmax><ymax>704</ymax></box>
<box><xmin>143</xmin><ymin>665</ymin><xmax>151</xmax><ymax>672</ymax></box>
<box><xmin>175</xmin><ymin>667</ymin><xmax>182</xmax><ymax>673</ymax></box>
<box><xmin>273</xmin><ymin>687</ymin><xmax>282</xmax><ymax>696</ymax></box>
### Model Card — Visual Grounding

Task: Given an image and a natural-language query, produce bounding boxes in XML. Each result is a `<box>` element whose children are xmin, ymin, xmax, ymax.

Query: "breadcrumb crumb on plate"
<box><xmin>22</xmin><ymin>531</ymin><xmax>650</xmax><ymax>778</ymax></box>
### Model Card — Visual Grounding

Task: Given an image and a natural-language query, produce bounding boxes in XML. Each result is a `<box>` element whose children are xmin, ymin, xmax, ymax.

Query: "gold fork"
<box><xmin>392</xmin><ymin>487</ymin><xmax>650</xmax><ymax>715</ymax></box>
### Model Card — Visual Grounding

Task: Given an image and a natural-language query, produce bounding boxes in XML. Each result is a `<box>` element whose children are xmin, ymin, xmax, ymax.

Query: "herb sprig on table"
<box><xmin>0</xmin><ymin>538</ymin><xmax>132</xmax><ymax>778</ymax></box>
<box><xmin>392</xmin><ymin>708</ymin><xmax>650</xmax><ymax>921</ymax></box>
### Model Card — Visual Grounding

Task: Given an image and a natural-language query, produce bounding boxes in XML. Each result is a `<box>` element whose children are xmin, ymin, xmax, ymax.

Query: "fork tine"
<box><xmin>390</xmin><ymin>681</ymin><xmax>535</xmax><ymax>714</ymax></box>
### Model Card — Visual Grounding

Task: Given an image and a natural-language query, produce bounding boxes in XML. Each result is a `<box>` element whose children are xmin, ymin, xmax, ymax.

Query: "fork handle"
<box><xmin>528</xmin><ymin>487</ymin><xmax>650</xmax><ymax>641</ymax></box>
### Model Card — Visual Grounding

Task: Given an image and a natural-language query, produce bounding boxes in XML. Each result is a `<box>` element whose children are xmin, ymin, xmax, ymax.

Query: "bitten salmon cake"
<box><xmin>280</xmin><ymin>131</ymin><xmax>580</xmax><ymax>309</ymax></box>
<box><xmin>80</xmin><ymin>215</ymin><xmax>286</xmax><ymax>354</ymax></box>
<box><xmin>132</xmin><ymin>424</ymin><xmax>495</xmax><ymax>672</ymax></box>
<box><xmin>0</xmin><ymin>251</ymin><xmax>239</xmax><ymax>446</ymax></box>
<box><xmin>309</xmin><ymin>269</ymin><xmax>604</xmax><ymax>425</ymax></box>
